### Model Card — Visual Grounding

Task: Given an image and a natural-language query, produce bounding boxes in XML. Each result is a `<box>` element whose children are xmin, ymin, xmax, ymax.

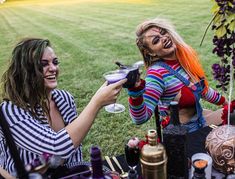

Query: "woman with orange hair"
<box><xmin>127</xmin><ymin>17</ymin><xmax>227</xmax><ymax>132</ymax></box>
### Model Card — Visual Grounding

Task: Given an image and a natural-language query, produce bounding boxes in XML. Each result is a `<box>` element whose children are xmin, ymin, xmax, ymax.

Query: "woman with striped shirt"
<box><xmin>0</xmin><ymin>38</ymin><xmax>127</xmax><ymax>177</ymax></box>
<box><xmin>127</xmin><ymin>17</ymin><xmax>227</xmax><ymax>132</ymax></box>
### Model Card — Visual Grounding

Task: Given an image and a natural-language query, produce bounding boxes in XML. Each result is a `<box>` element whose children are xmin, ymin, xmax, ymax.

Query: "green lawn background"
<box><xmin>0</xmin><ymin>0</ymin><xmax>228</xmax><ymax>160</ymax></box>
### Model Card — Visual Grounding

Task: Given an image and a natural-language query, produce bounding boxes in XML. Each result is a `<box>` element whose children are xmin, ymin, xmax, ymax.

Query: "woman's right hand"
<box><xmin>92</xmin><ymin>79</ymin><xmax>127</xmax><ymax>108</ymax></box>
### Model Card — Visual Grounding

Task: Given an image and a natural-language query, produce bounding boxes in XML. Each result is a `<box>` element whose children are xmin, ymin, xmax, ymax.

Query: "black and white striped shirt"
<box><xmin>0</xmin><ymin>89</ymin><xmax>82</xmax><ymax>176</ymax></box>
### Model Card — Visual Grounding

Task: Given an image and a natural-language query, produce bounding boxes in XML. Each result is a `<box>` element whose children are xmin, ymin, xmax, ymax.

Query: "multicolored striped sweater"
<box><xmin>128</xmin><ymin>60</ymin><xmax>225</xmax><ymax>125</ymax></box>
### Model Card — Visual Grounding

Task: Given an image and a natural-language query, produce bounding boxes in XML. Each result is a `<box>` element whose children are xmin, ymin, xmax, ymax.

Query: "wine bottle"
<box><xmin>140</xmin><ymin>129</ymin><xmax>167</xmax><ymax>179</ymax></box>
<box><xmin>163</xmin><ymin>101</ymin><xmax>188</xmax><ymax>179</ymax></box>
<box><xmin>90</xmin><ymin>146</ymin><xmax>112</xmax><ymax>179</ymax></box>
<box><xmin>127</xmin><ymin>169</ymin><xmax>138</xmax><ymax>179</ymax></box>
<box><xmin>192</xmin><ymin>159</ymin><xmax>207</xmax><ymax>179</ymax></box>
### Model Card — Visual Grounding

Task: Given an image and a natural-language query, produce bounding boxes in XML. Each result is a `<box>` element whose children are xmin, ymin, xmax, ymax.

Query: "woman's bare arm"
<box><xmin>66</xmin><ymin>79</ymin><xmax>127</xmax><ymax>147</ymax></box>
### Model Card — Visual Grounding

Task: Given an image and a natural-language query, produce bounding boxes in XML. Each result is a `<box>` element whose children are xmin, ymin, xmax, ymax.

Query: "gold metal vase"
<box><xmin>140</xmin><ymin>129</ymin><xmax>167</xmax><ymax>179</ymax></box>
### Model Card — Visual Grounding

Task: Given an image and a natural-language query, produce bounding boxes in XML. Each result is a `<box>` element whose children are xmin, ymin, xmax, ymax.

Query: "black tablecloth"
<box><xmin>186</xmin><ymin>126</ymin><xmax>212</xmax><ymax>158</ymax></box>
<box><xmin>103</xmin><ymin>126</ymin><xmax>226</xmax><ymax>179</ymax></box>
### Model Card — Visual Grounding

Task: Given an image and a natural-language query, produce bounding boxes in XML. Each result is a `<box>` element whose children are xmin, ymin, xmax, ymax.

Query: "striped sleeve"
<box><xmin>128</xmin><ymin>68</ymin><xmax>165</xmax><ymax>124</ymax></box>
<box><xmin>1</xmin><ymin>101</ymin><xmax>75</xmax><ymax>159</ymax></box>
<box><xmin>53</xmin><ymin>89</ymin><xmax>78</xmax><ymax>123</ymax></box>
<box><xmin>202</xmin><ymin>87</ymin><xmax>225</xmax><ymax>105</ymax></box>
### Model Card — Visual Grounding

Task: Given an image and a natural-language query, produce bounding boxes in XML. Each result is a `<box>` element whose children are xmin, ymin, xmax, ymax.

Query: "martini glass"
<box><xmin>103</xmin><ymin>70</ymin><xmax>127</xmax><ymax>113</ymax></box>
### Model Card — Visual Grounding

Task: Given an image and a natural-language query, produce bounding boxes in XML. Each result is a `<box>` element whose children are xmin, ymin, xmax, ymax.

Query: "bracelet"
<box><xmin>127</xmin><ymin>88</ymin><xmax>145</xmax><ymax>97</ymax></box>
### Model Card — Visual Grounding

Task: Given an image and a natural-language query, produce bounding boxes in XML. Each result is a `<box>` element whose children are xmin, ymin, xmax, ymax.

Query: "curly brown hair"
<box><xmin>1</xmin><ymin>38</ymin><xmax>51</xmax><ymax>119</ymax></box>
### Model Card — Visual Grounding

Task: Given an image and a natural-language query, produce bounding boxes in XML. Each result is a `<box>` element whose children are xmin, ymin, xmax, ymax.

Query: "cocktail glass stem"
<box><xmin>103</xmin><ymin>70</ymin><xmax>127</xmax><ymax>113</ymax></box>
<box><xmin>104</xmin><ymin>103</ymin><xmax>125</xmax><ymax>113</ymax></box>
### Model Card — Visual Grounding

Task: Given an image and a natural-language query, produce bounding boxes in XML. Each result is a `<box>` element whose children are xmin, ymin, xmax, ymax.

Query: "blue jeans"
<box><xmin>183</xmin><ymin>114</ymin><xmax>206</xmax><ymax>133</ymax></box>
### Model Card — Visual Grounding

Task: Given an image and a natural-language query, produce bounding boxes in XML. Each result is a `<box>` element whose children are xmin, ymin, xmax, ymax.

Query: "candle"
<box><xmin>191</xmin><ymin>153</ymin><xmax>212</xmax><ymax>179</ymax></box>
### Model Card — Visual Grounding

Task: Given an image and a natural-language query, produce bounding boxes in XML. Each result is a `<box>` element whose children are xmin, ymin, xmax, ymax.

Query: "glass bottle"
<box><xmin>227</xmin><ymin>174</ymin><xmax>235</xmax><ymax>179</ymax></box>
<box><xmin>192</xmin><ymin>159</ymin><xmax>207</xmax><ymax>179</ymax></box>
<box><xmin>163</xmin><ymin>101</ymin><xmax>188</xmax><ymax>179</ymax></box>
<box><xmin>140</xmin><ymin>129</ymin><xmax>167</xmax><ymax>179</ymax></box>
<box><xmin>127</xmin><ymin>169</ymin><xmax>138</xmax><ymax>179</ymax></box>
<box><xmin>90</xmin><ymin>146</ymin><xmax>112</xmax><ymax>179</ymax></box>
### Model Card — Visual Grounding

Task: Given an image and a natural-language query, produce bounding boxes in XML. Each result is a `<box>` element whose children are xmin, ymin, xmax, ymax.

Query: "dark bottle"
<box><xmin>90</xmin><ymin>146</ymin><xmax>112</xmax><ymax>179</ymax></box>
<box><xmin>127</xmin><ymin>169</ymin><xmax>138</xmax><ymax>179</ymax></box>
<box><xmin>192</xmin><ymin>159</ymin><xmax>207</xmax><ymax>179</ymax></box>
<box><xmin>163</xmin><ymin>101</ymin><xmax>188</xmax><ymax>179</ymax></box>
<box><xmin>229</xmin><ymin>110</ymin><xmax>235</xmax><ymax>125</ymax></box>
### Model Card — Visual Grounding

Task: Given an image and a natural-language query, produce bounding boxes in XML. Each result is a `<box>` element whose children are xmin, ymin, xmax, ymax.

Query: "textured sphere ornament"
<box><xmin>205</xmin><ymin>125</ymin><xmax>235</xmax><ymax>174</ymax></box>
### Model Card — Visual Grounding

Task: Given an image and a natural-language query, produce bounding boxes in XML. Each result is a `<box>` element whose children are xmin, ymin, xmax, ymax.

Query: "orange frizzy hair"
<box><xmin>176</xmin><ymin>44</ymin><xmax>209</xmax><ymax>93</ymax></box>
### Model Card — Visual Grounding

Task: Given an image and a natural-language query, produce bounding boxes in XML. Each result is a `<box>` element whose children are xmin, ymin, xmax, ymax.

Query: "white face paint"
<box><xmin>144</xmin><ymin>27</ymin><xmax>176</xmax><ymax>59</ymax></box>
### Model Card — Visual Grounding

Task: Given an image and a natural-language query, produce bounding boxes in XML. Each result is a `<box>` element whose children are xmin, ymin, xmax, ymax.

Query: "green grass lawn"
<box><xmin>0</xmin><ymin>0</ymin><xmax>230</xmax><ymax>161</ymax></box>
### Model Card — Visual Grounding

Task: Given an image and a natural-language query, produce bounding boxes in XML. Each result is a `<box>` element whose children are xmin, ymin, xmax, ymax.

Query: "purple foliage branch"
<box><xmin>210</xmin><ymin>0</ymin><xmax>235</xmax><ymax>91</ymax></box>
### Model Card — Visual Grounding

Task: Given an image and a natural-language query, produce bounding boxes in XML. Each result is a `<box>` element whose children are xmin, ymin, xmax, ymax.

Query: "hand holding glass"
<box><xmin>103</xmin><ymin>70</ymin><xmax>127</xmax><ymax>113</ymax></box>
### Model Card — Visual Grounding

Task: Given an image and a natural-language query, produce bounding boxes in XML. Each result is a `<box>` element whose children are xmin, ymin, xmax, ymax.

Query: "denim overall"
<box><xmin>157</xmin><ymin>61</ymin><xmax>206</xmax><ymax>132</ymax></box>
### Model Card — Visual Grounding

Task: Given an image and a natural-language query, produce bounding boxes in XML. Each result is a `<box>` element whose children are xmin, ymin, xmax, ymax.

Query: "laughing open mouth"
<box><xmin>164</xmin><ymin>39</ymin><xmax>173</xmax><ymax>49</ymax></box>
<box><xmin>44</xmin><ymin>75</ymin><xmax>56</xmax><ymax>80</ymax></box>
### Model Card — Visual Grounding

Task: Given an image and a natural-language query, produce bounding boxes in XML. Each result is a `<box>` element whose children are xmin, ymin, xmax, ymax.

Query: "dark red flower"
<box><xmin>138</xmin><ymin>140</ymin><xmax>147</xmax><ymax>149</ymax></box>
<box><xmin>221</xmin><ymin>100</ymin><xmax>235</xmax><ymax>125</ymax></box>
<box><xmin>161</xmin><ymin>116</ymin><xmax>170</xmax><ymax>128</ymax></box>
<box><xmin>138</xmin><ymin>134</ymin><xmax>148</xmax><ymax>149</ymax></box>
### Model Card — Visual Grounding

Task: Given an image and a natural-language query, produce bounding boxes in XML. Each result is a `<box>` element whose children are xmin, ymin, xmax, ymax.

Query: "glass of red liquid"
<box><xmin>103</xmin><ymin>70</ymin><xmax>127</xmax><ymax>113</ymax></box>
<box><xmin>124</xmin><ymin>144</ymin><xmax>140</xmax><ymax>170</ymax></box>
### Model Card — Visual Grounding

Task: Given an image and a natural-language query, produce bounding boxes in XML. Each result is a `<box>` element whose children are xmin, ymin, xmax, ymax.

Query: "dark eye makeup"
<box><xmin>41</xmin><ymin>58</ymin><xmax>60</xmax><ymax>67</ymax></box>
<box><xmin>52</xmin><ymin>59</ymin><xmax>60</xmax><ymax>65</ymax></box>
<box><xmin>151</xmin><ymin>28</ymin><xmax>167</xmax><ymax>45</ymax></box>
<box><xmin>160</xmin><ymin>28</ymin><xmax>167</xmax><ymax>35</ymax></box>
<box><xmin>152</xmin><ymin>36</ymin><xmax>160</xmax><ymax>45</ymax></box>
